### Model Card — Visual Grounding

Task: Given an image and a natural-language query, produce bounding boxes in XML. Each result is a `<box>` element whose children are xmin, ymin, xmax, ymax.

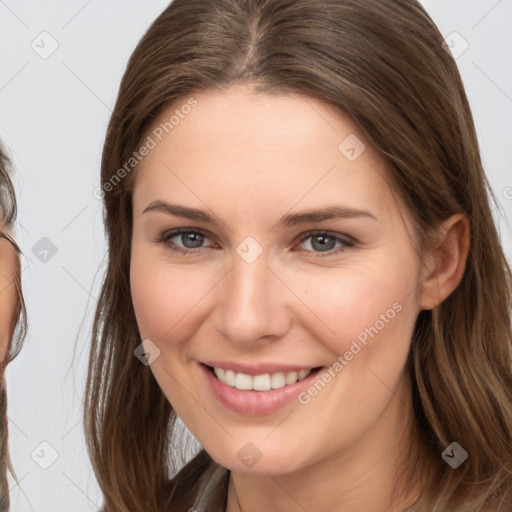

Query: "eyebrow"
<box><xmin>143</xmin><ymin>200</ymin><xmax>378</xmax><ymax>228</ymax></box>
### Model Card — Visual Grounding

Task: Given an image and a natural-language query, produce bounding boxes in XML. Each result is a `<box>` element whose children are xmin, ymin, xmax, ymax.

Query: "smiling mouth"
<box><xmin>203</xmin><ymin>364</ymin><xmax>324</xmax><ymax>392</ymax></box>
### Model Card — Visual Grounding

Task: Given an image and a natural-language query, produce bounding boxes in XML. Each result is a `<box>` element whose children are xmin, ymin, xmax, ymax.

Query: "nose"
<box><xmin>213</xmin><ymin>249</ymin><xmax>291</xmax><ymax>347</ymax></box>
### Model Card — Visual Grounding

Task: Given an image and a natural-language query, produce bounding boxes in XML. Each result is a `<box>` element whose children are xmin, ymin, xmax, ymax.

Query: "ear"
<box><xmin>418</xmin><ymin>214</ymin><xmax>470</xmax><ymax>311</ymax></box>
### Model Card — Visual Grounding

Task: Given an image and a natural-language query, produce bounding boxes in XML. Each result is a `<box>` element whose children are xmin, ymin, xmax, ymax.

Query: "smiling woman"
<box><xmin>84</xmin><ymin>1</ymin><xmax>512</xmax><ymax>511</ymax></box>
<box><xmin>0</xmin><ymin>144</ymin><xmax>27</xmax><ymax>511</ymax></box>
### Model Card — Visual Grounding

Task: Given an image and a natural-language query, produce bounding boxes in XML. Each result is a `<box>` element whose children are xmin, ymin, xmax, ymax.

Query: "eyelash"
<box><xmin>155</xmin><ymin>228</ymin><xmax>355</xmax><ymax>258</ymax></box>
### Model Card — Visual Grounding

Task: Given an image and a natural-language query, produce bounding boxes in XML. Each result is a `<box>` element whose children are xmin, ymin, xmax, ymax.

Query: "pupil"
<box><xmin>183</xmin><ymin>232</ymin><xmax>204</xmax><ymax>248</ymax></box>
<box><xmin>312</xmin><ymin>234</ymin><xmax>334</xmax><ymax>252</ymax></box>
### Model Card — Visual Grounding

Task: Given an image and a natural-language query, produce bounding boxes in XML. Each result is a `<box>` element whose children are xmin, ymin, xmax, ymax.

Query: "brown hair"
<box><xmin>0</xmin><ymin>144</ymin><xmax>27</xmax><ymax>511</ymax></box>
<box><xmin>84</xmin><ymin>0</ymin><xmax>512</xmax><ymax>510</ymax></box>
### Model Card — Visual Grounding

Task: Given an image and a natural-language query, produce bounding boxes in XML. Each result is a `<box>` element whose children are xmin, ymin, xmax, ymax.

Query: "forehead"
<box><xmin>133</xmin><ymin>84</ymin><xmax>404</xmax><ymax>226</ymax></box>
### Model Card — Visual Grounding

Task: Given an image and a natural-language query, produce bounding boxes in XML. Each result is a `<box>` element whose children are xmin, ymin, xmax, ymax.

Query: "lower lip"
<box><xmin>200</xmin><ymin>363</ymin><xmax>323</xmax><ymax>416</ymax></box>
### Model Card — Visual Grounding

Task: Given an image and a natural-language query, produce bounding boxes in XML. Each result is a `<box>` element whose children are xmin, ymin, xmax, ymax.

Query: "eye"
<box><xmin>156</xmin><ymin>228</ymin><xmax>214</xmax><ymax>255</ymax></box>
<box><xmin>156</xmin><ymin>228</ymin><xmax>355</xmax><ymax>258</ymax></box>
<box><xmin>296</xmin><ymin>231</ymin><xmax>355</xmax><ymax>257</ymax></box>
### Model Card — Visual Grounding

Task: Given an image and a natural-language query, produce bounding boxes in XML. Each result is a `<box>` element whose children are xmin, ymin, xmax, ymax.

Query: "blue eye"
<box><xmin>297</xmin><ymin>231</ymin><xmax>354</xmax><ymax>257</ymax></box>
<box><xmin>156</xmin><ymin>228</ymin><xmax>354</xmax><ymax>258</ymax></box>
<box><xmin>158</xmin><ymin>228</ymin><xmax>214</xmax><ymax>255</ymax></box>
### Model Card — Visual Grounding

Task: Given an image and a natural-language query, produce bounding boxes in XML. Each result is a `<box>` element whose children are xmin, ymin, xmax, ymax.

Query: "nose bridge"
<box><xmin>214</xmin><ymin>245</ymin><xmax>288</xmax><ymax>345</ymax></box>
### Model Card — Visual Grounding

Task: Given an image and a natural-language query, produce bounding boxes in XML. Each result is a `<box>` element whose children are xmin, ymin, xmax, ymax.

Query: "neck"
<box><xmin>226</xmin><ymin>375</ymin><xmax>426</xmax><ymax>512</ymax></box>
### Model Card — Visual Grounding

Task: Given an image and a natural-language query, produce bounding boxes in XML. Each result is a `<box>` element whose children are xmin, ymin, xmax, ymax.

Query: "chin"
<box><xmin>204</xmin><ymin>438</ymin><xmax>313</xmax><ymax>475</ymax></box>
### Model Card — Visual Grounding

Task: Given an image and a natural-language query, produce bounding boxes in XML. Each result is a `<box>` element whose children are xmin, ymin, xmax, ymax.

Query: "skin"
<box><xmin>130</xmin><ymin>84</ymin><xmax>469</xmax><ymax>512</ymax></box>
<box><xmin>0</xmin><ymin>224</ymin><xmax>20</xmax><ymax>369</ymax></box>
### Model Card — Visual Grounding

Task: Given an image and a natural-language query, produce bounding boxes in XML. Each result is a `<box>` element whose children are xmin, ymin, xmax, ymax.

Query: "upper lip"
<box><xmin>201</xmin><ymin>360</ymin><xmax>323</xmax><ymax>376</ymax></box>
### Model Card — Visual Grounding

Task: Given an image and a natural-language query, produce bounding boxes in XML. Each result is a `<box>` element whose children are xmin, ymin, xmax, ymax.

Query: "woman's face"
<box><xmin>130</xmin><ymin>84</ymin><xmax>430</xmax><ymax>474</ymax></box>
<box><xmin>0</xmin><ymin>227</ymin><xmax>20</xmax><ymax>366</ymax></box>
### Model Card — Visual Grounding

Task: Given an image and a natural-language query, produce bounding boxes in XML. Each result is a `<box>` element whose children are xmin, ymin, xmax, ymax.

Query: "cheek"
<box><xmin>284</xmin><ymin>251</ymin><xmax>419</xmax><ymax>361</ymax></box>
<box><xmin>130</xmin><ymin>250</ymin><xmax>212</xmax><ymax>343</ymax></box>
<box><xmin>131</xmin><ymin>242</ymin><xmax>420</xmax><ymax>356</ymax></box>
<box><xmin>0</xmin><ymin>266</ymin><xmax>19</xmax><ymax>362</ymax></box>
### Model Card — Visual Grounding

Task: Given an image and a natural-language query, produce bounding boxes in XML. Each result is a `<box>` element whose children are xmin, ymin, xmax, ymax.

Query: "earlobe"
<box><xmin>418</xmin><ymin>214</ymin><xmax>470</xmax><ymax>311</ymax></box>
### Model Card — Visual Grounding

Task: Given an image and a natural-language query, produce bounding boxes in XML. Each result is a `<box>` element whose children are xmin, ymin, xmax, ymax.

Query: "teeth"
<box><xmin>298</xmin><ymin>369</ymin><xmax>310</xmax><ymax>380</ymax></box>
<box><xmin>253</xmin><ymin>374</ymin><xmax>271</xmax><ymax>391</ymax></box>
<box><xmin>235</xmin><ymin>372</ymin><xmax>253</xmax><ymax>390</ymax></box>
<box><xmin>271</xmin><ymin>371</ymin><xmax>286</xmax><ymax>389</ymax></box>
<box><xmin>285</xmin><ymin>371</ymin><xmax>298</xmax><ymax>385</ymax></box>
<box><xmin>225</xmin><ymin>369</ymin><xmax>236</xmax><ymax>387</ymax></box>
<box><xmin>213</xmin><ymin>367</ymin><xmax>312</xmax><ymax>391</ymax></box>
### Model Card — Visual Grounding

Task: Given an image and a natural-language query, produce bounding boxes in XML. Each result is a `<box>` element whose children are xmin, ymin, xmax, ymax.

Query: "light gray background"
<box><xmin>1</xmin><ymin>1</ymin><xmax>511</xmax><ymax>510</ymax></box>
